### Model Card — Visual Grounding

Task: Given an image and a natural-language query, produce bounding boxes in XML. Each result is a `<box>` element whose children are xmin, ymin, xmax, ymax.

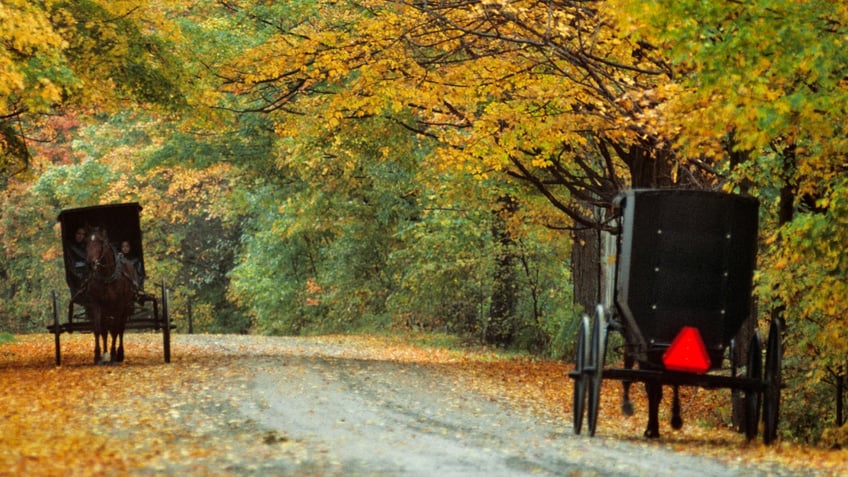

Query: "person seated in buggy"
<box><xmin>119</xmin><ymin>240</ymin><xmax>145</xmax><ymax>291</ymax></box>
<box><xmin>66</xmin><ymin>227</ymin><xmax>88</xmax><ymax>297</ymax></box>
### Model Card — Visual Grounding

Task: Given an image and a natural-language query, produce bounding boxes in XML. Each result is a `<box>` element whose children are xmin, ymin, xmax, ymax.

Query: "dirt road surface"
<box><xmin>176</xmin><ymin>335</ymin><xmax>807</xmax><ymax>476</ymax></box>
<box><xmin>2</xmin><ymin>334</ymin><xmax>828</xmax><ymax>476</ymax></box>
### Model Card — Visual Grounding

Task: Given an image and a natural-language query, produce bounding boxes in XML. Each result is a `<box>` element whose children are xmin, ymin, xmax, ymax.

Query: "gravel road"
<box><xmin>172</xmin><ymin>335</ymin><xmax>804</xmax><ymax>477</ymax></box>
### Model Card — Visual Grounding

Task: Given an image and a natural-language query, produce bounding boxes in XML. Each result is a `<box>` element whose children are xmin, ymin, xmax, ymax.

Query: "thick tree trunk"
<box><xmin>571</xmin><ymin>227</ymin><xmax>601</xmax><ymax>316</ymax></box>
<box><xmin>570</xmin><ymin>144</ymin><xmax>667</xmax><ymax>319</ymax></box>
<box><xmin>729</xmin><ymin>144</ymin><xmax>756</xmax><ymax>433</ymax></box>
<box><xmin>485</xmin><ymin>196</ymin><xmax>519</xmax><ymax>346</ymax></box>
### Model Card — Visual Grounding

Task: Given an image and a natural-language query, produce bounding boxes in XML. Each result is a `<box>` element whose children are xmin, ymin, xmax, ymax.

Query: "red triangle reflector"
<box><xmin>662</xmin><ymin>326</ymin><xmax>711</xmax><ymax>374</ymax></box>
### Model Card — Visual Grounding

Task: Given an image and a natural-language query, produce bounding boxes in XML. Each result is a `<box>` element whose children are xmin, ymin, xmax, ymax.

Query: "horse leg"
<box><xmin>93</xmin><ymin>330</ymin><xmax>101</xmax><ymax>364</ymax></box>
<box><xmin>100</xmin><ymin>327</ymin><xmax>109</xmax><ymax>364</ymax></box>
<box><xmin>92</xmin><ymin>309</ymin><xmax>103</xmax><ymax>364</ymax></box>
<box><xmin>621</xmin><ymin>355</ymin><xmax>635</xmax><ymax>416</ymax></box>
<box><xmin>94</xmin><ymin>328</ymin><xmax>108</xmax><ymax>364</ymax></box>
<box><xmin>109</xmin><ymin>325</ymin><xmax>118</xmax><ymax>364</ymax></box>
<box><xmin>670</xmin><ymin>385</ymin><xmax>683</xmax><ymax>430</ymax></box>
<box><xmin>115</xmin><ymin>316</ymin><xmax>125</xmax><ymax>363</ymax></box>
<box><xmin>116</xmin><ymin>331</ymin><xmax>124</xmax><ymax>362</ymax></box>
<box><xmin>644</xmin><ymin>382</ymin><xmax>662</xmax><ymax>438</ymax></box>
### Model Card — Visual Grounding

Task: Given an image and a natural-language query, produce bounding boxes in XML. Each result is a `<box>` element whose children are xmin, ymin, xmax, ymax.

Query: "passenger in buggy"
<box><xmin>67</xmin><ymin>227</ymin><xmax>88</xmax><ymax>297</ymax></box>
<box><xmin>119</xmin><ymin>240</ymin><xmax>145</xmax><ymax>291</ymax></box>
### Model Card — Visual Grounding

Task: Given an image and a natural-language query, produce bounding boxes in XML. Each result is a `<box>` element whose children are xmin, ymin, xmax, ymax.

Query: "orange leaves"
<box><xmin>0</xmin><ymin>334</ymin><xmax>256</xmax><ymax>475</ymax></box>
<box><xmin>0</xmin><ymin>339</ymin><xmax>131</xmax><ymax>475</ymax></box>
<box><xmin>305</xmin><ymin>277</ymin><xmax>323</xmax><ymax>306</ymax></box>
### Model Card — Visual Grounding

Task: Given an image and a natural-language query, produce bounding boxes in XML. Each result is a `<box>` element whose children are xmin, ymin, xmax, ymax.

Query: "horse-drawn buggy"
<box><xmin>571</xmin><ymin>189</ymin><xmax>783</xmax><ymax>444</ymax></box>
<box><xmin>47</xmin><ymin>203</ymin><xmax>173</xmax><ymax>365</ymax></box>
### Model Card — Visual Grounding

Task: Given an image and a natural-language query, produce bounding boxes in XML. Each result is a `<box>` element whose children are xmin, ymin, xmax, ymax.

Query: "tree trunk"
<box><xmin>729</xmin><ymin>143</ymin><xmax>757</xmax><ymax>433</ymax></box>
<box><xmin>571</xmin><ymin>226</ymin><xmax>601</xmax><ymax>316</ymax></box>
<box><xmin>570</xmin><ymin>144</ymin><xmax>672</xmax><ymax>321</ymax></box>
<box><xmin>837</xmin><ymin>368</ymin><xmax>845</xmax><ymax>426</ymax></box>
<box><xmin>485</xmin><ymin>196</ymin><xmax>519</xmax><ymax>346</ymax></box>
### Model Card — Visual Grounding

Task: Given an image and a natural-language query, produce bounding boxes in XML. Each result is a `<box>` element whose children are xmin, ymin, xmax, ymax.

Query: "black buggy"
<box><xmin>571</xmin><ymin>189</ymin><xmax>783</xmax><ymax>444</ymax></box>
<box><xmin>47</xmin><ymin>203</ymin><xmax>173</xmax><ymax>365</ymax></box>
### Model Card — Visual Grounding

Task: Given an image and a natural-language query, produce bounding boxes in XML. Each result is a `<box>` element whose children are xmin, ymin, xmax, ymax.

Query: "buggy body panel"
<box><xmin>615</xmin><ymin>189</ymin><xmax>759</xmax><ymax>369</ymax></box>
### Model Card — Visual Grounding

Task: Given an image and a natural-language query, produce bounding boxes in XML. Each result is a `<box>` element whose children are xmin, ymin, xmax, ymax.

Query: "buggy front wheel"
<box><xmin>744</xmin><ymin>332</ymin><xmax>762</xmax><ymax>441</ymax></box>
<box><xmin>572</xmin><ymin>315</ymin><xmax>590</xmax><ymax>435</ymax></box>
<box><xmin>763</xmin><ymin>319</ymin><xmax>782</xmax><ymax>444</ymax></box>
<box><xmin>587</xmin><ymin>304</ymin><xmax>608</xmax><ymax>437</ymax></box>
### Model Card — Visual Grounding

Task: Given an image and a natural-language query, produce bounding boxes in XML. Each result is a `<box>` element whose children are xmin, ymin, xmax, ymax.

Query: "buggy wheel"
<box><xmin>52</xmin><ymin>291</ymin><xmax>62</xmax><ymax>366</ymax></box>
<box><xmin>744</xmin><ymin>332</ymin><xmax>762</xmax><ymax>441</ymax></box>
<box><xmin>763</xmin><ymin>319</ymin><xmax>782</xmax><ymax>444</ymax></box>
<box><xmin>161</xmin><ymin>283</ymin><xmax>172</xmax><ymax>363</ymax></box>
<box><xmin>587</xmin><ymin>305</ymin><xmax>608</xmax><ymax>437</ymax></box>
<box><xmin>572</xmin><ymin>315</ymin><xmax>590</xmax><ymax>435</ymax></box>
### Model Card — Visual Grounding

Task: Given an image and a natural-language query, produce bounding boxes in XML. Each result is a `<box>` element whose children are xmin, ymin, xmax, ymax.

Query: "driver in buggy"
<box><xmin>67</xmin><ymin>227</ymin><xmax>88</xmax><ymax>298</ymax></box>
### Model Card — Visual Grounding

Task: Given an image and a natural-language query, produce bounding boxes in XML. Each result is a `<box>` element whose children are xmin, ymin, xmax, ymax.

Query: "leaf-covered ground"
<box><xmin>0</xmin><ymin>333</ymin><xmax>845</xmax><ymax>475</ymax></box>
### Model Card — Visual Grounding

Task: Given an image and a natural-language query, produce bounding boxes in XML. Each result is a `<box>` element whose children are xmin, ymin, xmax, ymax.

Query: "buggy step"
<box><xmin>601</xmin><ymin>367</ymin><xmax>765</xmax><ymax>392</ymax></box>
<box><xmin>46</xmin><ymin>321</ymin><xmax>94</xmax><ymax>334</ymax></box>
<box><xmin>47</xmin><ymin>319</ymin><xmax>175</xmax><ymax>334</ymax></box>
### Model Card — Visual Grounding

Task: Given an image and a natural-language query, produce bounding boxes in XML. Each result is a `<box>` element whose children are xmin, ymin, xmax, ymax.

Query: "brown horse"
<box><xmin>84</xmin><ymin>227</ymin><xmax>137</xmax><ymax>364</ymax></box>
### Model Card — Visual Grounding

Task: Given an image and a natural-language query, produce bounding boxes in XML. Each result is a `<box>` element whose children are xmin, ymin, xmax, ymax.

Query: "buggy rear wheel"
<box><xmin>763</xmin><ymin>319</ymin><xmax>782</xmax><ymax>444</ymax></box>
<box><xmin>572</xmin><ymin>315</ymin><xmax>590</xmax><ymax>435</ymax></box>
<box><xmin>744</xmin><ymin>332</ymin><xmax>762</xmax><ymax>441</ymax></box>
<box><xmin>587</xmin><ymin>305</ymin><xmax>608</xmax><ymax>436</ymax></box>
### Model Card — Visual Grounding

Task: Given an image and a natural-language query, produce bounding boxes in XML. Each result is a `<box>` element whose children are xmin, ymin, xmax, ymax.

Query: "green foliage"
<box><xmin>0</xmin><ymin>160</ymin><xmax>112</xmax><ymax>332</ymax></box>
<box><xmin>229</xmin><ymin>111</ymin><xmax>423</xmax><ymax>334</ymax></box>
<box><xmin>386</xmin><ymin>173</ymin><xmax>575</xmax><ymax>352</ymax></box>
<box><xmin>513</xmin><ymin>240</ymin><xmax>577</xmax><ymax>358</ymax></box>
<box><xmin>387</xmin><ymin>196</ymin><xmax>494</xmax><ymax>336</ymax></box>
<box><xmin>54</xmin><ymin>0</ymin><xmax>187</xmax><ymax>108</ymax></box>
<box><xmin>778</xmin><ymin>357</ymin><xmax>842</xmax><ymax>443</ymax></box>
<box><xmin>228</xmin><ymin>183</ymin><xmax>327</xmax><ymax>334</ymax></box>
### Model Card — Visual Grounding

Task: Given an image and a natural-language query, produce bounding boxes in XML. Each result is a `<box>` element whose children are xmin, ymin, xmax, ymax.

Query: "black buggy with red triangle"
<box><xmin>570</xmin><ymin>189</ymin><xmax>783</xmax><ymax>444</ymax></box>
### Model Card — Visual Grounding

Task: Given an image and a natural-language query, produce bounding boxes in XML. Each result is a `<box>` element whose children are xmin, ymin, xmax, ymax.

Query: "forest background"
<box><xmin>1</xmin><ymin>0</ymin><xmax>846</xmax><ymax>445</ymax></box>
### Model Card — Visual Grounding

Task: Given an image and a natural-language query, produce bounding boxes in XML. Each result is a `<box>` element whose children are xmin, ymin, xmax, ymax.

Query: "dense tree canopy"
<box><xmin>0</xmin><ymin>0</ymin><xmax>187</xmax><ymax>177</ymax></box>
<box><xmin>211</xmin><ymin>0</ymin><xmax>690</xmax><ymax>226</ymax></box>
<box><xmin>0</xmin><ymin>0</ymin><xmax>846</xmax><ymax>442</ymax></box>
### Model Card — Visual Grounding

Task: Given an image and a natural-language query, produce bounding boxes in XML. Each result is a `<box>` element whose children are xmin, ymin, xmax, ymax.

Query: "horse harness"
<box><xmin>87</xmin><ymin>234</ymin><xmax>136</xmax><ymax>286</ymax></box>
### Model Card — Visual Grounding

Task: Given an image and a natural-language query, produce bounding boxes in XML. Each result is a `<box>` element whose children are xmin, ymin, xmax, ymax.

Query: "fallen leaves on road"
<box><xmin>0</xmin><ymin>333</ymin><xmax>845</xmax><ymax>475</ymax></box>
<box><xmin>0</xmin><ymin>334</ymin><xmax>282</xmax><ymax>476</ymax></box>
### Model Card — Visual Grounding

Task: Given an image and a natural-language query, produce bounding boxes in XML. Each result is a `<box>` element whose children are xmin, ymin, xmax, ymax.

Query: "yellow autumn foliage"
<box><xmin>0</xmin><ymin>0</ymin><xmax>69</xmax><ymax>116</ymax></box>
